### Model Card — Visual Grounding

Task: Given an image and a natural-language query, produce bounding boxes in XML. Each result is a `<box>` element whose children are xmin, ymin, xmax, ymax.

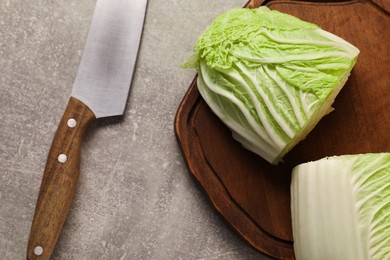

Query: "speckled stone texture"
<box><xmin>0</xmin><ymin>0</ymin><xmax>271</xmax><ymax>259</ymax></box>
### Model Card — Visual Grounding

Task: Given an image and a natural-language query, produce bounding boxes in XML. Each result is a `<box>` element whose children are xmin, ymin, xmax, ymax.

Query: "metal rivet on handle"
<box><xmin>58</xmin><ymin>154</ymin><xmax>67</xmax><ymax>163</ymax></box>
<box><xmin>34</xmin><ymin>245</ymin><xmax>43</xmax><ymax>256</ymax></box>
<box><xmin>67</xmin><ymin>118</ymin><xmax>77</xmax><ymax>128</ymax></box>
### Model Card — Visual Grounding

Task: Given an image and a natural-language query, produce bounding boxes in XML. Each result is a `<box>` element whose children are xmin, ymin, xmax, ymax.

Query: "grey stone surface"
<box><xmin>0</xmin><ymin>0</ymin><xmax>272</xmax><ymax>259</ymax></box>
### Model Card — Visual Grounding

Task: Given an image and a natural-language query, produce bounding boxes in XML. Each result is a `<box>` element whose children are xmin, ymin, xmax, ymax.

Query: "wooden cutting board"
<box><xmin>175</xmin><ymin>0</ymin><xmax>390</xmax><ymax>259</ymax></box>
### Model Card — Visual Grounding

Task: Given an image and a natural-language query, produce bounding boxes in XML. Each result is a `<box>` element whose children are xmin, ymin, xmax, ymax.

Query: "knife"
<box><xmin>26</xmin><ymin>0</ymin><xmax>148</xmax><ymax>259</ymax></box>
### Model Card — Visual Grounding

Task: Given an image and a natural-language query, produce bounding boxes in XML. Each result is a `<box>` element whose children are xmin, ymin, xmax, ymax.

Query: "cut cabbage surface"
<box><xmin>183</xmin><ymin>7</ymin><xmax>359</xmax><ymax>164</ymax></box>
<box><xmin>291</xmin><ymin>153</ymin><xmax>390</xmax><ymax>260</ymax></box>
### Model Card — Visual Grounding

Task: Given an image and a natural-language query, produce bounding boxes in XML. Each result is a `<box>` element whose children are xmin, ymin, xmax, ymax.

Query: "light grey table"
<box><xmin>0</xmin><ymin>0</ymin><xmax>271</xmax><ymax>259</ymax></box>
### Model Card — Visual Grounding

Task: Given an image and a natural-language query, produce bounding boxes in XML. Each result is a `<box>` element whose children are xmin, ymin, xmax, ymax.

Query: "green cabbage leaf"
<box><xmin>183</xmin><ymin>7</ymin><xmax>359</xmax><ymax>164</ymax></box>
<box><xmin>291</xmin><ymin>153</ymin><xmax>390</xmax><ymax>260</ymax></box>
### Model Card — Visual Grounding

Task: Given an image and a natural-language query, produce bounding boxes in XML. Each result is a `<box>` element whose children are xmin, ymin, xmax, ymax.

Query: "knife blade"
<box><xmin>26</xmin><ymin>0</ymin><xmax>148</xmax><ymax>259</ymax></box>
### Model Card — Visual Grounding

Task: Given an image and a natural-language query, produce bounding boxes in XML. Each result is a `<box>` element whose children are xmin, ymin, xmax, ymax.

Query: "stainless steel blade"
<box><xmin>71</xmin><ymin>0</ymin><xmax>147</xmax><ymax>118</ymax></box>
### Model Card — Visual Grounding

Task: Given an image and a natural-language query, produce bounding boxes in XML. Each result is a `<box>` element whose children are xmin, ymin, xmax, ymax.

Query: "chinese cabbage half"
<box><xmin>291</xmin><ymin>153</ymin><xmax>390</xmax><ymax>260</ymax></box>
<box><xmin>183</xmin><ymin>7</ymin><xmax>359</xmax><ymax>164</ymax></box>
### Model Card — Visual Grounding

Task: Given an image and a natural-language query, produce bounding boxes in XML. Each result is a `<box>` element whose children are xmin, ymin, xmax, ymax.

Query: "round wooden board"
<box><xmin>174</xmin><ymin>0</ymin><xmax>390</xmax><ymax>259</ymax></box>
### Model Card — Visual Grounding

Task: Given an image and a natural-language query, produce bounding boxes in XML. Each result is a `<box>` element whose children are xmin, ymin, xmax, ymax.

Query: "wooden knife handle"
<box><xmin>27</xmin><ymin>97</ymin><xmax>95</xmax><ymax>260</ymax></box>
